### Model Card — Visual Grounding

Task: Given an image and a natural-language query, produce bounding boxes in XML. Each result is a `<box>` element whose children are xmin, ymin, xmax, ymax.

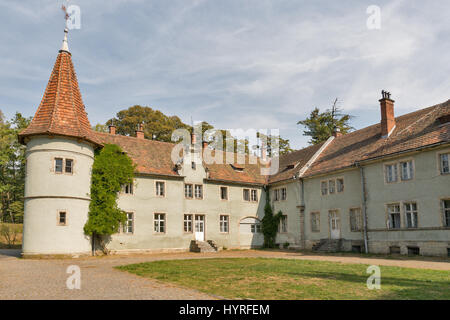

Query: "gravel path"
<box><xmin>0</xmin><ymin>249</ymin><xmax>448</xmax><ymax>300</ymax></box>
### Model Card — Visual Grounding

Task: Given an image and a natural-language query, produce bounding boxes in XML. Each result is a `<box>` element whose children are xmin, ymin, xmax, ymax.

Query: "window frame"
<box><xmin>321</xmin><ymin>181</ymin><xmax>328</xmax><ymax>195</ymax></box>
<box><xmin>336</xmin><ymin>178</ymin><xmax>344</xmax><ymax>193</ymax></box>
<box><xmin>251</xmin><ymin>189</ymin><xmax>258</xmax><ymax>202</ymax></box>
<box><xmin>184</xmin><ymin>184</ymin><xmax>193</xmax><ymax>199</ymax></box>
<box><xmin>183</xmin><ymin>214</ymin><xmax>193</xmax><ymax>233</ymax></box>
<box><xmin>122</xmin><ymin>183</ymin><xmax>134</xmax><ymax>195</ymax></box>
<box><xmin>349</xmin><ymin>207</ymin><xmax>362</xmax><ymax>232</ymax></box>
<box><xmin>194</xmin><ymin>184</ymin><xmax>203</xmax><ymax>199</ymax></box>
<box><xmin>123</xmin><ymin>212</ymin><xmax>134</xmax><ymax>234</ymax></box>
<box><xmin>387</xmin><ymin>203</ymin><xmax>401</xmax><ymax>229</ymax></box>
<box><xmin>57</xmin><ymin>211</ymin><xmax>67</xmax><ymax>226</ymax></box>
<box><xmin>155</xmin><ymin>181</ymin><xmax>165</xmax><ymax>197</ymax></box>
<box><xmin>220</xmin><ymin>186</ymin><xmax>228</xmax><ymax>200</ymax></box>
<box><xmin>328</xmin><ymin>180</ymin><xmax>336</xmax><ymax>194</ymax></box>
<box><xmin>54</xmin><ymin>158</ymin><xmax>64</xmax><ymax>174</ymax></box>
<box><xmin>278</xmin><ymin>215</ymin><xmax>288</xmax><ymax>233</ymax></box>
<box><xmin>64</xmin><ymin>159</ymin><xmax>74</xmax><ymax>174</ymax></box>
<box><xmin>219</xmin><ymin>215</ymin><xmax>229</xmax><ymax>233</ymax></box>
<box><xmin>154</xmin><ymin>213</ymin><xmax>166</xmax><ymax>234</ymax></box>
<box><xmin>280</xmin><ymin>187</ymin><xmax>287</xmax><ymax>201</ymax></box>
<box><xmin>243</xmin><ymin>188</ymin><xmax>250</xmax><ymax>202</ymax></box>
<box><xmin>399</xmin><ymin>160</ymin><xmax>414</xmax><ymax>181</ymax></box>
<box><xmin>404</xmin><ymin>202</ymin><xmax>418</xmax><ymax>229</ymax></box>
<box><xmin>441</xmin><ymin>199</ymin><xmax>450</xmax><ymax>228</ymax></box>
<box><xmin>439</xmin><ymin>152</ymin><xmax>450</xmax><ymax>174</ymax></box>
<box><xmin>385</xmin><ymin>163</ymin><xmax>398</xmax><ymax>183</ymax></box>
<box><xmin>310</xmin><ymin>212</ymin><xmax>320</xmax><ymax>232</ymax></box>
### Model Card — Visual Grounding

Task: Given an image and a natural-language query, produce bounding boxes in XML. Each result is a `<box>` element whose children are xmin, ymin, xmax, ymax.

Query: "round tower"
<box><xmin>19</xmin><ymin>29</ymin><xmax>101</xmax><ymax>257</ymax></box>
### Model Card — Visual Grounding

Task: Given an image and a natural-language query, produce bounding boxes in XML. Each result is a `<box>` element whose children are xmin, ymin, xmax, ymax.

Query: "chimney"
<box><xmin>261</xmin><ymin>142</ymin><xmax>267</xmax><ymax>161</ymax></box>
<box><xmin>380</xmin><ymin>90</ymin><xmax>395</xmax><ymax>137</ymax></box>
<box><xmin>136</xmin><ymin>124</ymin><xmax>144</xmax><ymax>139</ymax></box>
<box><xmin>332</xmin><ymin>126</ymin><xmax>342</xmax><ymax>138</ymax></box>
<box><xmin>108</xmin><ymin>125</ymin><xmax>116</xmax><ymax>135</ymax></box>
<box><xmin>202</xmin><ymin>141</ymin><xmax>208</xmax><ymax>150</ymax></box>
<box><xmin>190</xmin><ymin>132</ymin><xmax>197</xmax><ymax>145</ymax></box>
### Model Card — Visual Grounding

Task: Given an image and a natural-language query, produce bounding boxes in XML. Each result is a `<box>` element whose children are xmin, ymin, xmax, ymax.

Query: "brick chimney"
<box><xmin>108</xmin><ymin>125</ymin><xmax>116</xmax><ymax>135</ymax></box>
<box><xmin>379</xmin><ymin>90</ymin><xmax>395</xmax><ymax>137</ymax></box>
<box><xmin>136</xmin><ymin>124</ymin><xmax>144</xmax><ymax>139</ymax></box>
<box><xmin>190</xmin><ymin>132</ymin><xmax>197</xmax><ymax>145</ymax></box>
<box><xmin>202</xmin><ymin>141</ymin><xmax>208</xmax><ymax>150</ymax></box>
<box><xmin>332</xmin><ymin>126</ymin><xmax>342</xmax><ymax>138</ymax></box>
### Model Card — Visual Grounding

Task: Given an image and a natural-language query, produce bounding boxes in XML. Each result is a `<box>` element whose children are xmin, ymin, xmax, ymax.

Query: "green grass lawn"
<box><xmin>117</xmin><ymin>258</ymin><xmax>450</xmax><ymax>300</ymax></box>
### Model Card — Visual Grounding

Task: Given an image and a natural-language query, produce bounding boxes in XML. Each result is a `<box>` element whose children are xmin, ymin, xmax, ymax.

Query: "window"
<box><xmin>385</xmin><ymin>164</ymin><xmax>398</xmax><ymax>183</ymax></box>
<box><xmin>321</xmin><ymin>181</ymin><xmax>328</xmax><ymax>195</ymax></box>
<box><xmin>349</xmin><ymin>208</ymin><xmax>362</xmax><ymax>231</ymax></box>
<box><xmin>387</xmin><ymin>204</ymin><xmax>401</xmax><ymax>229</ymax></box>
<box><xmin>243</xmin><ymin>189</ymin><xmax>250</xmax><ymax>201</ymax></box>
<box><xmin>184</xmin><ymin>184</ymin><xmax>193</xmax><ymax>198</ymax></box>
<box><xmin>194</xmin><ymin>184</ymin><xmax>203</xmax><ymax>199</ymax></box>
<box><xmin>191</xmin><ymin>161</ymin><xmax>196</xmax><ymax>170</ymax></box>
<box><xmin>274</xmin><ymin>189</ymin><xmax>279</xmax><ymax>201</ymax></box>
<box><xmin>442</xmin><ymin>200</ymin><xmax>450</xmax><ymax>227</ymax></box>
<box><xmin>123</xmin><ymin>213</ymin><xmax>134</xmax><ymax>234</ymax></box>
<box><xmin>440</xmin><ymin>153</ymin><xmax>450</xmax><ymax>174</ymax></box>
<box><xmin>220</xmin><ymin>187</ymin><xmax>228</xmax><ymax>200</ymax></box>
<box><xmin>329</xmin><ymin>180</ymin><xmax>336</xmax><ymax>194</ymax></box>
<box><xmin>336</xmin><ymin>178</ymin><xmax>344</xmax><ymax>192</ymax></box>
<box><xmin>250</xmin><ymin>223</ymin><xmax>261</xmax><ymax>233</ymax></box>
<box><xmin>220</xmin><ymin>215</ymin><xmax>229</xmax><ymax>233</ymax></box>
<box><xmin>156</xmin><ymin>181</ymin><xmax>165</xmax><ymax>197</ymax></box>
<box><xmin>278</xmin><ymin>215</ymin><xmax>287</xmax><ymax>233</ymax></box>
<box><xmin>123</xmin><ymin>183</ymin><xmax>133</xmax><ymax>194</ymax></box>
<box><xmin>311</xmin><ymin>212</ymin><xmax>320</xmax><ymax>232</ymax></box>
<box><xmin>251</xmin><ymin>189</ymin><xmax>258</xmax><ymax>202</ymax></box>
<box><xmin>58</xmin><ymin>211</ymin><xmax>67</xmax><ymax>226</ymax></box>
<box><xmin>183</xmin><ymin>214</ymin><xmax>192</xmax><ymax>232</ymax></box>
<box><xmin>400</xmin><ymin>161</ymin><xmax>414</xmax><ymax>181</ymax></box>
<box><xmin>65</xmin><ymin>159</ymin><xmax>73</xmax><ymax>174</ymax></box>
<box><xmin>280</xmin><ymin>188</ymin><xmax>287</xmax><ymax>201</ymax></box>
<box><xmin>404</xmin><ymin>202</ymin><xmax>418</xmax><ymax>228</ymax></box>
<box><xmin>55</xmin><ymin>158</ymin><xmax>63</xmax><ymax>173</ymax></box>
<box><xmin>154</xmin><ymin>213</ymin><xmax>165</xmax><ymax>233</ymax></box>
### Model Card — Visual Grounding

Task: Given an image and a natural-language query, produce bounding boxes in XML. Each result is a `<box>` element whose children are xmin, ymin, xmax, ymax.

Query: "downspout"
<box><xmin>300</xmin><ymin>178</ymin><xmax>306</xmax><ymax>249</ymax></box>
<box><xmin>357</xmin><ymin>164</ymin><xmax>369</xmax><ymax>254</ymax></box>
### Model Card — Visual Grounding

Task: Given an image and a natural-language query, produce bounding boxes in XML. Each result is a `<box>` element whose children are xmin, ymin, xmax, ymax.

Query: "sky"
<box><xmin>0</xmin><ymin>0</ymin><xmax>449</xmax><ymax>149</ymax></box>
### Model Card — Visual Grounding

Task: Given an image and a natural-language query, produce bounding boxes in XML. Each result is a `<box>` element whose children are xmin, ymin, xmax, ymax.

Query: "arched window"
<box><xmin>239</xmin><ymin>217</ymin><xmax>261</xmax><ymax>234</ymax></box>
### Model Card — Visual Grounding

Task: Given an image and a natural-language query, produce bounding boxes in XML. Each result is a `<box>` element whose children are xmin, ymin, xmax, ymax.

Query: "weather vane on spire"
<box><xmin>60</xmin><ymin>0</ymin><xmax>81</xmax><ymax>30</ymax></box>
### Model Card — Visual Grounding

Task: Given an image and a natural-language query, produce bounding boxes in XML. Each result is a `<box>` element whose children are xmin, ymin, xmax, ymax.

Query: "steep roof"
<box><xmin>268</xmin><ymin>142</ymin><xmax>324</xmax><ymax>184</ymax></box>
<box><xmin>303</xmin><ymin>99</ymin><xmax>450</xmax><ymax>177</ymax></box>
<box><xmin>19</xmin><ymin>50</ymin><xmax>101</xmax><ymax>146</ymax></box>
<box><xmin>94</xmin><ymin>132</ymin><xmax>179</xmax><ymax>177</ymax></box>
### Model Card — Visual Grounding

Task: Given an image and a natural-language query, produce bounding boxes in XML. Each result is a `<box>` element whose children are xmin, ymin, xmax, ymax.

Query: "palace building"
<box><xmin>19</xmin><ymin>29</ymin><xmax>450</xmax><ymax>257</ymax></box>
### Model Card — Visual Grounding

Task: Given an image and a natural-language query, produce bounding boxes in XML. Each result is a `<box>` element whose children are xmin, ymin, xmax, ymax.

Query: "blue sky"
<box><xmin>0</xmin><ymin>0</ymin><xmax>449</xmax><ymax>149</ymax></box>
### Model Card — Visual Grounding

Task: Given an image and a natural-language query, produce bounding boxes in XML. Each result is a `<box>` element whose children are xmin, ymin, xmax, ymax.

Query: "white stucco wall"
<box><xmin>22</xmin><ymin>136</ymin><xmax>94</xmax><ymax>256</ymax></box>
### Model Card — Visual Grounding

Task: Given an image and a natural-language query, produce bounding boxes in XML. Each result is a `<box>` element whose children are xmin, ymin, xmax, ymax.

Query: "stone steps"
<box><xmin>190</xmin><ymin>240</ymin><xmax>217</xmax><ymax>253</ymax></box>
<box><xmin>312</xmin><ymin>239</ymin><xmax>342</xmax><ymax>252</ymax></box>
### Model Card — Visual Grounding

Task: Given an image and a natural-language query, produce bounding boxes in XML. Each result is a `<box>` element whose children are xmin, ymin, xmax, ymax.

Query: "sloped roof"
<box><xmin>19</xmin><ymin>51</ymin><xmax>101</xmax><ymax>146</ymax></box>
<box><xmin>303</xmin><ymin>99</ymin><xmax>450</xmax><ymax>177</ymax></box>
<box><xmin>94</xmin><ymin>132</ymin><xmax>179</xmax><ymax>177</ymax></box>
<box><xmin>268</xmin><ymin>142</ymin><xmax>324</xmax><ymax>184</ymax></box>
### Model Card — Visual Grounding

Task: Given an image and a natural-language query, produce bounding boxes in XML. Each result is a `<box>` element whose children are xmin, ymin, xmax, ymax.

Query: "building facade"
<box><xmin>19</xmin><ymin>30</ymin><xmax>450</xmax><ymax>257</ymax></box>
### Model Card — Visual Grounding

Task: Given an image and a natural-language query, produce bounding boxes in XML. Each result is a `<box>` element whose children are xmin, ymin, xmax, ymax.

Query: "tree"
<box><xmin>93</xmin><ymin>123</ymin><xmax>108</xmax><ymax>133</ymax></box>
<box><xmin>261</xmin><ymin>191</ymin><xmax>283</xmax><ymax>248</ymax></box>
<box><xmin>0</xmin><ymin>112</ymin><xmax>30</xmax><ymax>223</ymax></box>
<box><xmin>257</xmin><ymin>133</ymin><xmax>294</xmax><ymax>156</ymax></box>
<box><xmin>106</xmin><ymin>105</ymin><xmax>190</xmax><ymax>142</ymax></box>
<box><xmin>297</xmin><ymin>98</ymin><xmax>353</xmax><ymax>145</ymax></box>
<box><xmin>84</xmin><ymin>144</ymin><xmax>135</xmax><ymax>255</ymax></box>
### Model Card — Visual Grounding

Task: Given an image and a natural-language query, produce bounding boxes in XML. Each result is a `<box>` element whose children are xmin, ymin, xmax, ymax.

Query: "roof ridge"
<box><xmin>395</xmin><ymin>104</ymin><xmax>441</xmax><ymax>136</ymax></box>
<box><xmin>49</xmin><ymin>53</ymin><xmax>64</xmax><ymax>132</ymax></box>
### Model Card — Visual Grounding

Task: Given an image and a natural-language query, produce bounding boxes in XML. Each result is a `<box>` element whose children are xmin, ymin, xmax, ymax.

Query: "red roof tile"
<box><xmin>19</xmin><ymin>51</ymin><xmax>101</xmax><ymax>146</ymax></box>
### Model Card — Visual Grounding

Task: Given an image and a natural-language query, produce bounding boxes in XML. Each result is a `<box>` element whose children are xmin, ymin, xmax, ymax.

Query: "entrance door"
<box><xmin>329</xmin><ymin>210</ymin><xmax>340</xmax><ymax>239</ymax></box>
<box><xmin>195</xmin><ymin>215</ymin><xmax>205</xmax><ymax>241</ymax></box>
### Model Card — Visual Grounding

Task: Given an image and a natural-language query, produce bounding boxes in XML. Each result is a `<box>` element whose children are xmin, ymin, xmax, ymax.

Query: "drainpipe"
<box><xmin>300</xmin><ymin>178</ymin><xmax>306</xmax><ymax>249</ymax></box>
<box><xmin>358</xmin><ymin>164</ymin><xmax>369</xmax><ymax>254</ymax></box>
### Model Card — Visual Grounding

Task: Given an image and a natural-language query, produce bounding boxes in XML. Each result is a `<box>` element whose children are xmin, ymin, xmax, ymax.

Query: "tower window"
<box><xmin>55</xmin><ymin>158</ymin><xmax>63</xmax><ymax>173</ymax></box>
<box><xmin>58</xmin><ymin>211</ymin><xmax>67</xmax><ymax>226</ymax></box>
<box><xmin>65</xmin><ymin>159</ymin><xmax>73</xmax><ymax>174</ymax></box>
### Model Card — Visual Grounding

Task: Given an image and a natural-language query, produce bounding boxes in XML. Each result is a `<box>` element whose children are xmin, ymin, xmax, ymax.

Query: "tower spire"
<box><xmin>60</xmin><ymin>28</ymin><xmax>69</xmax><ymax>53</ymax></box>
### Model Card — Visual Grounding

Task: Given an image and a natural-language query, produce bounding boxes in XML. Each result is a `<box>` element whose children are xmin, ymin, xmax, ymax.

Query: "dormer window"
<box><xmin>231</xmin><ymin>164</ymin><xmax>244</xmax><ymax>172</ymax></box>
